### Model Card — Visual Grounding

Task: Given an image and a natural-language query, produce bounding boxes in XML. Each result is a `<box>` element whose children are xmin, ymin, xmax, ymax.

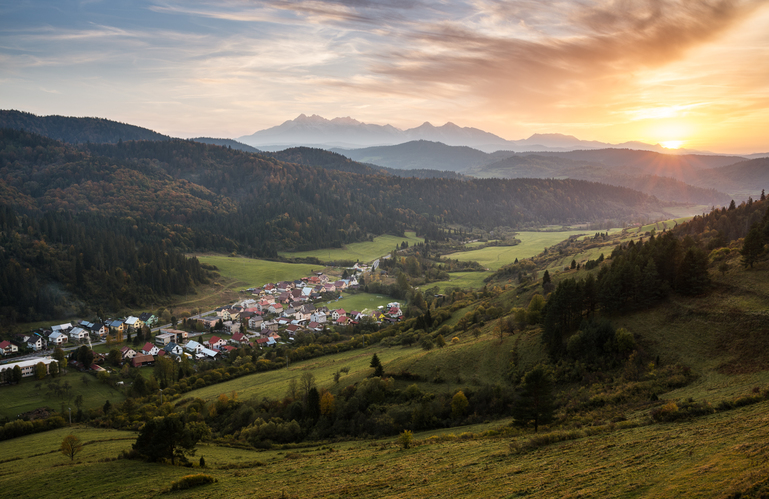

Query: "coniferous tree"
<box><xmin>741</xmin><ymin>223</ymin><xmax>765</xmax><ymax>269</ymax></box>
<box><xmin>512</xmin><ymin>365</ymin><xmax>554</xmax><ymax>433</ymax></box>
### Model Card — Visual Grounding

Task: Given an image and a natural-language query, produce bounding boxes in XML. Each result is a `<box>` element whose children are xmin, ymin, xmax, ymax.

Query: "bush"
<box><xmin>169</xmin><ymin>474</ymin><xmax>216</xmax><ymax>491</ymax></box>
<box><xmin>398</xmin><ymin>430</ymin><xmax>413</xmax><ymax>450</ymax></box>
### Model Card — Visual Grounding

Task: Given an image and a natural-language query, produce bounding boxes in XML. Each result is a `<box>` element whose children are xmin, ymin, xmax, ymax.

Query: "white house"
<box><xmin>141</xmin><ymin>342</ymin><xmax>160</xmax><ymax>356</ymax></box>
<box><xmin>120</xmin><ymin>346</ymin><xmax>137</xmax><ymax>360</ymax></box>
<box><xmin>310</xmin><ymin>311</ymin><xmax>327</xmax><ymax>324</ymax></box>
<box><xmin>0</xmin><ymin>340</ymin><xmax>18</xmax><ymax>356</ymax></box>
<box><xmin>164</xmin><ymin>342</ymin><xmax>183</xmax><ymax>356</ymax></box>
<box><xmin>26</xmin><ymin>335</ymin><xmax>44</xmax><ymax>351</ymax></box>
<box><xmin>69</xmin><ymin>327</ymin><xmax>90</xmax><ymax>341</ymax></box>
<box><xmin>184</xmin><ymin>340</ymin><xmax>204</xmax><ymax>355</ymax></box>
<box><xmin>48</xmin><ymin>331</ymin><xmax>68</xmax><ymax>345</ymax></box>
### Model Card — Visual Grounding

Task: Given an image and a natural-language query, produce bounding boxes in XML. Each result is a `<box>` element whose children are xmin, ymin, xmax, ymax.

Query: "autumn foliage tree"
<box><xmin>60</xmin><ymin>434</ymin><xmax>83</xmax><ymax>461</ymax></box>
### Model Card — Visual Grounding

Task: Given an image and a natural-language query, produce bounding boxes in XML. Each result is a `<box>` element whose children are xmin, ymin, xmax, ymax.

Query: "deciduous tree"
<box><xmin>60</xmin><ymin>434</ymin><xmax>83</xmax><ymax>461</ymax></box>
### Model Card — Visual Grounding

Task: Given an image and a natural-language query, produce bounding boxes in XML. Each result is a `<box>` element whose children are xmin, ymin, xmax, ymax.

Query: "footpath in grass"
<box><xmin>279</xmin><ymin>231</ymin><xmax>424</xmax><ymax>263</ymax></box>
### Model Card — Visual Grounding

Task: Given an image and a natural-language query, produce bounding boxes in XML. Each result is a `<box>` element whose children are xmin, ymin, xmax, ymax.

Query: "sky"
<box><xmin>1</xmin><ymin>0</ymin><xmax>768</xmax><ymax>153</ymax></box>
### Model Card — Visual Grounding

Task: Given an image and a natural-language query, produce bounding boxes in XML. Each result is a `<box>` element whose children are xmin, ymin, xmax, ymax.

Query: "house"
<box><xmin>323</xmin><ymin>283</ymin><xmax>336</xmax><ymax>293</ymax></box>
<box><xmin>268</xmin><ymin>304</ymin><xmax>284</xmax><ymax>314</ymax></box>
<box><xmin>331</xmin><ymin>309</ymin><xmax>346</xmax><ymax>321</ymax></box>
<box><xmin>307</xmin><ymin>321</ymin><xmax>323</xmax><ymax>332</ymax></box>
<box><xmin>282</xmin><ymin>307</ymin><xmax>296</xmax><ymax>318</ymax></box>
<box><xmin>48</xmin><ymin>331</ymin><xmax>68</xmax><ymax>345</ymax></box>
<box><xmin>124</xmin><ymin>316</ymin><xmax>143</xmax><ymax>330</ymax></box>
<box><xmin>141</xmin><ymin>342</ymin><xmax>160</xmax><ymax>356</ymax></box>
<box><xmin>231</xmin><ymin>332</ymin><xmax>247</xmax><ymax>345</ymax></box>
<box><xmin>90</xmin><ymin>322</ymin><xmax>108</xmax><ymax>337</ymax></box>
<box><xmin>0</xmin><ymin>340</ymin><xmax>18</xmax><ymax>355</ymax></box>
<box><xmin>310</xmin><ymin>311</ymin><xmax>327</xmax><ymax>323</ymax></box>
<box><xmin>336</xmin><ymin>315</ymin><xmax>350</xmax><ymax>326</ymax></box>
<box><xmin>208</xmin><ymin>336</ymin><xmax>227</xmax><ymax>350</ymax></box>
<box><xmin>294</xmin><ymin>308</ymin><xmax>311</xmax><ymax>322</ymax></box>
<box><xmin>223</xmin><ymin>321</ymin><xmax>241</xmax><ymax>334</ymax></box>
<box><xmin>248</xmin><ymin>316</ymin><xmax>264</xmax><ymax>329</ymax></box>
<box><xmin>164</xmin><ymin>342</ymin><xmax>183</xmax><ymax>356</ymax></box>
<box><xmin>184</xmin><ymin>341</ymin><xmax>204</xmax><ymax>355</ymax></box>
<box><xmin>155</xmin><ymin>333</ymin><xmax>175</xmax><ymax>346</ymax></box>
<box><xmin>349</xmin><ymin>311</ymin><xmax>363</xmax><ymax>321</ymax></box>
<box><xmin>301</xmin><ymin>286</ymin><xmax>314</xmax><ymax>297</ymax></box>
<box><xmin>334</xmin><ymin>280</ymin><xmax>348</xmax><ymax>290</ymax></box>
<box><xmin>139</xmin><ymin>312</ymin><xmax>158</xmax><ymax>327</ymax></box>
<box><xmin>286</xmin><ymin>324</ymin><xmax>301</xmax><ymax>335</ymax></box>
<box><xmin>132</xmin><ymin>354</ymin><xmax>154</xmax><ymax>368</ymax></box>
<box><xmin>221</xmin><ymin>345</ymin><xmax>237</xmax><ymax>354</ymax></box>
<box><xmin>0</xmin><ymin>357</ymin><xmax>58</xmax><ymax>378</ymax></box>
<box><xmin>120</xmin><ymin>346</ymin><xmax>137</xmax><ymax>360</ymax></box>
<box><xmin>255</xmin><ymin>337</ymin><xmax>270</xmax><ymax>347</ymax></box>
<box><xmin>200</xmin><ymin>347</ymin><xmax>219</xmax><ymax>359</ymax></box>
<box><xmin>198</xmin><ymin>316</ymin><xmax>219</xmax><ymax>329</ymax></box>
<box><xmin>261</xmin><ymin>320</ymin><xmax>279</xmax><ymax>332</ymax></box>
<box><xmin>107</xmin><ymin>319</ymin><xmax>125</xmax><ymax>332</ymax></box>
<box><xmin>51</xmin><ymin>323</ymin><xmax>72</xmax><ymax>333</ymax></box>
<box><xmin>69</xmin><ymin>327</ymin><xmax>89</xmax><ymax>342</ymax></box>
<box><xmin>25</xmin><ymin>334</ymin><xmax>45</xmax><ymax>351</ymax></box>
<box><xmin>161</xmin><ymin>329</ymin><xmax>189</xmax><ymax>343</ymax></box>
<box><xmin>388</xmin><ymin>307</ymin><xmax>403</xmax><ymax>318</ymax></box>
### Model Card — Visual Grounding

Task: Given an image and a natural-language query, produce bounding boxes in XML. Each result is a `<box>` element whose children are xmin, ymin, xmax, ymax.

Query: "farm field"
<box><xmin>3</xmin><ymin>400</ymin><xmax>769</xmax><ymax>498</ymax></box>
<box><xmin>279</xmin><ymin>231</ymin><xmax>424</xmax><ymax>263</ymax></box>
<box><xmin>194</xmin><ymin>255</ymin><xmax>320</xmax><ymax>288</ymax></box>
<box><xmin>631</xmin><ymin>216</ymin><xmax>696</xmax><ymax>234</ymax></box>
<box><xmin>443</xmin><ymin>230</ymin><xmax>600</xmax><ymax>271</ymax></box>
<box><xmin>0</xmin><ymin>369</ymin><xmax>125</xmax><ymax>420</ymax></box>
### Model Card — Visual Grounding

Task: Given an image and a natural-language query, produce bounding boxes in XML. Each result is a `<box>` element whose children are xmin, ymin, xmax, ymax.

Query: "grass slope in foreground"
<box><xmin>279</xmin><ymin>231</ymin><xmax>425</xmax><ymax>263</ymax></box>
<box><xmin>3</xmin><ymin>401</ymin><xmax>769</xmax><ymax>498</ymax></box>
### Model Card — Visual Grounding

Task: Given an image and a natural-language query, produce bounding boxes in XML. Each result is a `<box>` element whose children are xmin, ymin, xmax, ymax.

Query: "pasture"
<box><xmin>443</xmin><ymin>230</ymin><xmax>598</xmax><ymax>271</ymax></box>
<box><xmin>195</xmin><ymin>255</ymin><xmax>320</xmax><ymax>288</ymax></box>
<box><xmin>279</xmin><ymin>231</ymin><xmax>424</xmax><ymax>263</ymax></box>
<box><xmin>430</xmin><ymin>271</ymin><xmax>491</xmax><ymax>292</ymax></box>
<box><xmin>0</xmin><ymin>370</ymin><xmax>125</xmax><ymax>420</ymax></box>
<box><xmin>325</xmin><ymin>292</ymin><xmax>393</xmax><ymax>313</ymax></box>
<box><xmin>2</xmin><ymin>400</ymin><xmax>769</xmax><ymax>498</ymax></box>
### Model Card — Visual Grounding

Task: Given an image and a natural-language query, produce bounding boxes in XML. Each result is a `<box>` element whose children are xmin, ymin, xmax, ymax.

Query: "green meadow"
<box><xmin>444</xmin><ymin>230</ymin><xmax>598</xmax><ymax>271</ymax></box>
<box><xmin>430</xmin><ymin>271</ymin><xmax>492</xmax><ymax>292</ymax></box>
<box><xmin>195</xmin><ymin>255</ymin><xmax>319</xmax><ymax>288</ymax></box>
<box><xmin>279</xmin><ymin>231</ymin><xmax>425</xmax><ymax>263</ymax></box>
<box><xmin>0</xmin><ymin>370</ymin><xmax>125</xmax><ymax>420</ymax></box>
<box><xmin>327</xmin><ymin>292</ymin><xmax>393</xmax><ymax>313</ymax></box>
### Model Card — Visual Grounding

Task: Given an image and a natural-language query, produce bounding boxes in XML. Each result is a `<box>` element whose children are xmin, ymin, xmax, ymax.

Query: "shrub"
<box><xmin>169</xmin><ymin>474</ymin><xmax>216</xmax><ymax>491</ymax></box>
<box><xmin>398</xmin><ymin>430</ymin><xmax>413</xmax><ymax>450</ymax></box>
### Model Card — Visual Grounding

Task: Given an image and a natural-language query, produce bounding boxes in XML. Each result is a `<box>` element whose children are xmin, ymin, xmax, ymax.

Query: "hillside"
<box><xmin>333</xmin><ymin>140</ymin><xmax>492</xmax><ymax>172</ymax></box>
<box><xmin>0</xmin><ymin>110</ymin><xmax>170</xmax><ymax>144</ymax></box>
<box><xmin>190</xmin><ymin>137</ymin><xmax>261</xmax><ymax>153</ymax></box>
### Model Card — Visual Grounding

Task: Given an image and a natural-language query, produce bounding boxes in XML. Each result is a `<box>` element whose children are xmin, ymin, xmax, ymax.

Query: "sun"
<box><xmin>660</xmin><ymin>140</ymin><xmax>684</xmax><ymax>149</ymax></box>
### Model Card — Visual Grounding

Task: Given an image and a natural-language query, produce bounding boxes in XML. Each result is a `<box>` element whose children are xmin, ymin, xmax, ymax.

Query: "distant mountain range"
<box><xmin>238</xmin><ymin>114</ymin><xmax>721</xmax><ymax>154</ymax></box>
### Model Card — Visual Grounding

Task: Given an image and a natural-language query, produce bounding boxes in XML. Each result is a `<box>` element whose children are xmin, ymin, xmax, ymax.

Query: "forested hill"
<box><xmin>0</xmin><ymin>110</ymin><xmax>170</xmax><ymax>144</ymax></box>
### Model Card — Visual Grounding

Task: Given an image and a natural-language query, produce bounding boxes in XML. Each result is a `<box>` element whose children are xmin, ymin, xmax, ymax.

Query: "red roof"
<box><xmin>210</xmin><ymin>336</ymin><xmax>222</xmax><ymax>344</ymax></box>
<box><xmin>0</xmin><ymin>340</ymin><xmax>11</xmax><ymax>349</ymax></box>
<box><xmin>143</xmin><ymin>342</ymin><xmax>155</xmax><ymax>352</ymax></box>
<box><xmin>232</xmin><ymin>332</ymin><xmax>245</xmax><ymax>341</ymax></box>
<box><xmin>222</xmin><ymin>345</ymin><xmax>237</xmax><ymax>352</ymax></box>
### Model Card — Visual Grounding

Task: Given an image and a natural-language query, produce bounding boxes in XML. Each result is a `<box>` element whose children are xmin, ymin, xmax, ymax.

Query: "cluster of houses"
<box><xmin>1</xmin><ymin>271</ymin><xmax>406</xmax><ymax>375</ymax></box>
<box><xmin>0</xmin><ymin>312</ymin><xmax>160</xmax><ymax>357</ymax></box>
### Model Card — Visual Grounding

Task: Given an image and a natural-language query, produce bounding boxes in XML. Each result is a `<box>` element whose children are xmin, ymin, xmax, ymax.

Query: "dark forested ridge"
<box><xmin>0</xmin><ymin>128</ymin><xmax>667</xmax><ymax>320</ymax></box>
<box><xmin>191</xmin><ymin>137</ymin><xmax>261</xmax><ymax>153</ymax></box>
<box><xmin>0</xmin><ymin>110</ymin><xmax>170</xmax><ymax>144</ymax></box>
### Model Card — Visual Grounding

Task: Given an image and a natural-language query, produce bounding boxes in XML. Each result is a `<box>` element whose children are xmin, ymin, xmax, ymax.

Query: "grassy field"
<box><xmin>0</xmin><ymin>370</ymin><xmax>125</xmax><ymax>420</ymax></box>
<box><xmin>443</xmin><ymin>230</ymin><xmax>603</xmax><ymax>271</ymax></box>
<box><xmin>3</xmin><ymin>400</ymin><xmax>769</xmax><ymax>498</ymax></box>
<box><xmin>326</xmin><ymin>292</ymin><xmax>394</xmax><ymax>313</ymax></box>
<box><xmin>430</xmin><ymin>271</ymin><xmax>492</xmax><ymax>292</ymax></box>
<box><xmin>631</xmin><ymin>216</ymin><xmax>695</xmax><ymax>234</ymax></box>
<box><xmin>195</xmin><ymin>255</ymin><xmax>320</xmax><ymax>288</ymax></box>
<box><xmin>279</xmin><ymin>231</ymin><xmax>424</xmax><ymax>263</ymax></box>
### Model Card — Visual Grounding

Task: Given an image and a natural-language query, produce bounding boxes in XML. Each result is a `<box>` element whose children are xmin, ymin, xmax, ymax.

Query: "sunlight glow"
<box><xmin>660</xmin><ymin>140</ymin><xmax>684</xmax><ymax>149</ymax></box>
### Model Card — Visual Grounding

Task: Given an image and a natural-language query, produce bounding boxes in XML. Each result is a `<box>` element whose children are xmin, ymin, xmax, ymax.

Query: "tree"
<box><xmin>741</xmin><ymin>223</ymin><xmax>765</xmax><ymax>269</ymax></box>
<box><xmin>49</xmin><ymin>361</ymin><xmax>59</xmax><ymax>377</ymax></box>
<box><xmin>132</xmin><ymin>414</ymin><xmax>208</xmax><ymax>465</ymax></box>
<box><xmin>300</xmin><ymin>371</ymin><xmax>316</xmax><ymax>397</ymax></box>
<box><xmin>76</xmin><ymin>346</ymin><xmax>94</xmax><ymax>369</ymax></box>
<box><xmin>107</xmin><ymin>348</ymin><xmax>122</xmax><ymax>367</ymax></box>
<box><xmin>370</xmin><ymin>354</ymin><xmax>384</xmax><ymax>377</ymax></box>
<box><xmin>12</xmin><ymin>365</ymin><xmax>22</xmax><ymax>384</ymax></box>
<box><xmin>103</xmin><ymin>400</ymin><xmax>112</xmax><ymax>413</ymax></box>
<box><xmin>512</xmin><ymin>365</ymin><xmax>555</xmax><ymax>433</ymax></box>
<box><xmin>451</xmin><ymin>391</ymin><xmax>469</xmax><ymax>419</ymax></box>
<box><xmin>35</xmin><ymin>362</ymin><xmax>47</xmax><ymax>380</ymax></box>
<box><xmin>60</xmin><ymin>434</ymin><xmax>83</xmax><ymax>461</ymax></box>
<box><xmin>320</xmin><ymin>391</ymin><xmax>336</xmax><ymax>416</ymax></box>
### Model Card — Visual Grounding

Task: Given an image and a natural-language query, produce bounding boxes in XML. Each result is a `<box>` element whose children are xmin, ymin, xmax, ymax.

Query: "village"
<box><xmin>0</xmin><ymin>267</ymin><xmax>403</xmax><ymax>381</ymax></box>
